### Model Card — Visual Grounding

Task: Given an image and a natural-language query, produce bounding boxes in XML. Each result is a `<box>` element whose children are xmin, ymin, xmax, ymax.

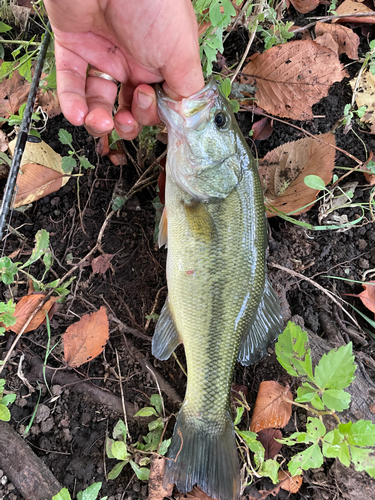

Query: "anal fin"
<box><xmin>238</xmin><ymin>279</ymin><xmax>283</xmax><ymax>366</ymax></box>
<box><xmin>152</xmin><ymin>297</ymin><xmax>181</xmax><ymax>360</ymax></box>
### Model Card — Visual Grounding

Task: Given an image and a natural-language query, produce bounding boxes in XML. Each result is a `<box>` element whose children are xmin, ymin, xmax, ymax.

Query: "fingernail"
<box><xmin>118</xmin><ymin>123</ymin><xmax>136</xmax><ymax>133</ymax></box>
<box><xmin>138</xmin><ymin>91</ymin><xmax>153</xmax><ymax>109</ymax></box>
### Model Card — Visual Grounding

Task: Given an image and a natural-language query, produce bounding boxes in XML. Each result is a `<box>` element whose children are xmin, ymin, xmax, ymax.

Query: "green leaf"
<box><xmin>258</xmin><ymin>459</ymin><xmax>280</xmax><ymax>484</ymax></box>
<box><xmin>76</xmin><ymin>482</ymin><xmax>102</xmax><ymax>500</ymax></box>
<box><xmin>134</xmin><ymin>407</ymin><xmax>158</xmax><ymax>417</ymax></box>
<box><xmin>111</xmin><ymin>441</ymin><xmax>128</xmax><ymax>461</ymax></box>
<box><xmin>350</xmin><ymin>446</ymin><xmax>375</xmax><ymax>477</ymax></box>
<box><xmin>314</xmin><ymin>343</ymin><xmax>356</xmax><ymax>390</ymax></box>
<box><xmin>296</xmin><ymin>385</ymin><xmax>317</xmax><ymax>403</ymax></box>
<box><xmin>230</xmin><ymin>99</ymin><xmax>240</xmax><ymax>113</ymax></box>
<box><xmin>0</xmin><ymin>393</ymin><xmax>16</xmax><ymax>406</ymax></box>
<box><xmin>148</xmin><ymin>416</ymin><xmax>163</xmax><ymax>431</ymax></box>
<box><xmin>107</xmin><ymin>460</ymin><xmax>128</xmax><ymax>480</ymax></box>
<box><xmin>61</xmin><ymin>156</ymin><xmax>76</xmax><ymax>173</ymax></box>
<box><xmin>288</xmin><ymin>442</ymin><xmax>323</xmax><ymax>476</ymax></box>
<box><xmin>52</xmin><ymin>488</ymin><xmax>72</xmax><ymax>500</ymax></box>
<box><xmin>323</xmin><ymin>430</ymin><xmax>351</xmax><ymax>467</ymax></box>
<box><xmin>43</xmin><ymin>249</ymin><xmax>53</xmax><ymax>273</ymax></box>
<box><xmin>158</xmin><ymin>438</ymin><xmax>171</xmax><ymax>456</ymax></box>
<box><xmin>310</xmin><ymin>393</ymin><xmax>325</xmax><ymax>411</ymax></box>
<box><xmin>0</xmin><ymin>22</ymin><xmax>12</xmax><ymax>33</ymax></box>
<box><xmin>209</xmin><ymin>3</ymin><xmax>222</xmax><ymax>26</ymax></box>
<box><xmin>306</xmin><ymin>417</ymin><xmax>326</xmax><ymax>439</ymax></box>
<box><xmin>220</xmin><ymin>77</ymin><xmax>231</xmax><ymax>98</ymax></box>
<box><xmin>20</xmin><ymin>229</ymin><xmax>49</xmax><ymax>269</ymax></box>
<box><xmin>234</xmin><ymin>406</ymin><xmax>244</xmax><ymax>426</ymax></box>
<box><xmin>112</xmin><ymin>196</ymin><xmax>126</xmax><ymax>211</ymax></box>
<box><xmin>322</xmin><ymin>389</ymin><xmax>351</xmax><ymax>411</ymax></box>
<box><xmin>113</xmin><ymin>420</ymin><xmax>127</xmax><ymax>442</ymax></box>
<box><xmin>0</xmin><ymin>404</ymin><xmax>11</xmax><ymax>421</ymax></box>
<box><xmin>304</xmin><ymin>175</ymin><xmax>326</xmax><ymax>191</ymax></box>
<box><xmin>275</xmin><ymin>321</ymin><xmax>313</xmax><ymax>379</ymax></box>
<box><xmin>237</xmin><ymin>430</ymin><xmax>265</xmax><ymax>466</ymax></box>
<box><xmin>58</xmin><ymin>129</ymin><xmax>73</xmax><ymax>146</ymax></box>
<box><xmin>150</xmin><ymin>394</ymin><xmax>163</xmax><ymax>416</ymax></box>
<box><xmin>79</xmin><ymin>156</ymin><xmax>95</xmax><ymax>170</ymax></box>
<box><xmin>130</xmin><ymin>460</ymin><xmax>150</xmax><ymax>481</ymax></box>
<box><xmin>348</xmin><ymin>420</ymin><xmax>375</xmax><ymax>447</ymax></box>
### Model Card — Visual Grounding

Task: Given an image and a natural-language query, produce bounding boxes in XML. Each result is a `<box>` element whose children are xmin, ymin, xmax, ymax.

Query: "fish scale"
<box><xmin>152</xmin><ymin>79</ymin><xmax>283</xmax><ymax>500</ymax></box>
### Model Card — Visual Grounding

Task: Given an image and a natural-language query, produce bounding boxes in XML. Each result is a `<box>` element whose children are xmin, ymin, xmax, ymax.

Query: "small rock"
<box><xmin>132</xmin><ymin>480</ymin><xmax>141</xmax><ymax>492</ymax></box>
<box><xmin>62</xmin><ymin>428</ymin><xmax>72</xmax><ymax>442</ymax></box>
<box><xmin>81</xmin><ymin>412</ymin><xmax>91</xmax><ymax>426</ymax></box>
<box><xmin>50</xmin><ymin>197</ymin><xmax>60</xmax><ymax>206</ymax></box>
<box><xmin>359</xmin><ymin>258</ymin><xmax>370</xmax><ymax>269</ymax></box>
<box><xmin>357</xmin><ymin>239</ymin><xmax>367</xmax><ymax>250</ymax></box>
<box><xmin>41</xmin><ymin>417</ymin><xmax>54</xmax><ymax>434</ymax></box>
<box><xmin>35</xmin><ymin>404</ymin><xmax>50</xmax><ymax>423</ymax></box>
<box><xmin>0</xmin><ymin>475</ymin><xmax>7</xmax><ymax>486</ymax></box>
<box><xmin>30</xmin><ymin>424</ymin><xmax>40</xmax><ymax>436</ymax></box>
<box><xmin>52</xmin><ymin>385</ymin><xmax>62</xmax><ymax>396</ymax></box>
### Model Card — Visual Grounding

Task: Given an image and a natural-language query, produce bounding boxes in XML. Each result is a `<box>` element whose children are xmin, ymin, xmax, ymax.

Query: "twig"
<box><xmin>125</xmin><ymin>150</ymin><xmax>166</xmax><ymax>200</ymax></box>
<box><xmin>270</xmin><ymin>262</ymin><xmax>361</xmax><ymax>328</ymax></box>
<box><xmin>292</xmin><ymin>11</ymin><xmax>375</xmax><ymax>33</ymax></box>
<box><xmin>231</xmin><ymin>1</ymin><xmax>264</xmax><ymax>84</ymax></box>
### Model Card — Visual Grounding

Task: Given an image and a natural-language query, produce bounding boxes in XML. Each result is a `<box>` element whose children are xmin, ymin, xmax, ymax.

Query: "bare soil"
<box><xmin>1</xmin><ymin>5</ymin><xmax>375</xmax><ymax>500</ymax></box>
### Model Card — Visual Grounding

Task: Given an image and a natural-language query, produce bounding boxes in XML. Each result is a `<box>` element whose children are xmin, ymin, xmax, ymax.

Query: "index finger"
<box><xmin>54</xmin><ymin>41</ymin><xmax>89</xmax><ymax>126</ymax></box>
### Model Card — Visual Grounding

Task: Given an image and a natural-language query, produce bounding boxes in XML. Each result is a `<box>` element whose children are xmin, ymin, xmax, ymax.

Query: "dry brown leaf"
<box><xmin>315</xmin><ymin>33</ymin><xmax>339</xmax><ymax>56</ymax></box>
<box><xmin>36</xmin><ymin>89</ymin><xmax>61</xmax><ymax>119</ymax></box>
<box><xmin>257</xmin><ymin>429</ymin><xmax>283</xmax><ymax>460</ymax></box>
<box><xmin>250</xmin><ymin>381</ymin><xmax>293</xmax><ymax>433</ymax></box>
<box><xmin>96</xmin><ymin>135</ymin><xmax>110</xmax><ymax>156</ymax></box>
<box><xmin>108</xmin><ymin>148</ymin><xmax>128</xmax><ymax>166</ymax></box>
<box><xmin>63</xmin><ymin>307</ymin><xmax>109</xmax><ymax>368</ymax></box>
<box><xmin>278</xmin><ymin>470</ymin><xmax>303</xmax><ymax>493</ymax></box>
<box><xmin>335</xmin><ymin>0</ymin><xmax>375</xmax><ymax>23</ymax></box>
<box><xmin>8</xmin><ymin>138</ymin><xmax>69</xmax><ymax>207</ymax></box>
<box><xmin>148</xmin><ymin>457</ymin><xmax>174</xmax><ymax>500</ymax></box>
<box><xmin>0</xmin><ymin>130</ymin><xmax>8</xmax><ymax>152</ymax></box>
<box><xmin>258</xmin><ymin>132</ymin><xmax>336</xmax><ymax>217</ymax></box>
<box><xmin>290</xmin><ymin>0</ymin><xmax>319</xmax><ymax>14</ymax></box>
<box><xmin>7</xmin><ymin>294</ymin><xmax>58</xmax><ymax>335</ymax></box>
<box><xmin>357</xmin><ymin>281</ymin><xmax>375</xmax><ymax>314</ymax></box>
<box><xmin>182</xmin><ymin>486</ymin><xmax>215</xmax><ymax>500</ymax></box>
<box><xmin>350</xmin><ymin>70</ymin><xmax>375</xmax><ymax>134</ymax></box>
<box><xmin>91</xmin><ymin>254</ymin><xmax>114</xmax><ymax>275</ymax></box>
<box><xmin>315</xmin><ymin>22</ymin><xmax>359</xmax><ymax>59</ymax></box>
<box><xmin>0</xmin><ymin>65</ymin><xmax>30</xmax><ymax>121</ymax></box>
<box><xmin>241</xmin><ymin>40</ymin><xmax>347</xmax><ymax>120</ymax></box>
<box><xmin>251</xmin><ymin>117</ymin><xmax>274</xmax><ymax>141</ymax></box>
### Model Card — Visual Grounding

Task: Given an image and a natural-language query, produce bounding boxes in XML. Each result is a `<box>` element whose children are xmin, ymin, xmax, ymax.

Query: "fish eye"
<box><xmin>214</xmin><ymin>112</ymin><xmax>226</xmax><ymax>129</ymax></box>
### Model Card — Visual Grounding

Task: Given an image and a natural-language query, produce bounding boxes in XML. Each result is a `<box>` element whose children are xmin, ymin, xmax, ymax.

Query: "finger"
<box><xmin>84</xmin><ymin>74</ymin><xmax>118</xmax><ymax>136</ymax></box>
<box><xmin>131</xmin><ymin>85</ymin><xmax>160</xmax><ymax>126</ymax></box>
<box><xmin>54</xmin><ymin>42</ymin><xmax>88</xmax><ymax>126</ymax></box>
<box><xmin>113</xmin><ymin>84</ymin><xmax>141</xmax><ymax>140</ymax></box>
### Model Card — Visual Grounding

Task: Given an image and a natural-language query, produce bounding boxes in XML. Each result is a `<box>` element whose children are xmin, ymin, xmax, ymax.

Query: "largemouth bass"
<box><xmin>152</xmin><ymin>79</ymin><xmax>283</xmax><ymax>500</ymax></box>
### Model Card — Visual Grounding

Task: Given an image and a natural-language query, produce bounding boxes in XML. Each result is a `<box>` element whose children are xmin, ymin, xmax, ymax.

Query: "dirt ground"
<box><xmin>1</xmin><ymin>5</ymin><xmax>375</xmax><ymax>500</ymax></box>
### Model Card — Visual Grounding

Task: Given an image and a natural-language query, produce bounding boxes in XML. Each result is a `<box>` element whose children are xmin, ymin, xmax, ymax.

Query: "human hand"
<box><xmin>44</xmin><ymin>0</ymin><xmax>204</xmax><ymax>140</ymax></box>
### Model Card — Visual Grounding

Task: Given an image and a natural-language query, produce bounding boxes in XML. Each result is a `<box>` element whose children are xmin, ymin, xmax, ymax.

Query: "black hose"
<box><xmin>0</xmin><ymin>21</ymin><xmax>52</xmax><ymax>243</ymax></box>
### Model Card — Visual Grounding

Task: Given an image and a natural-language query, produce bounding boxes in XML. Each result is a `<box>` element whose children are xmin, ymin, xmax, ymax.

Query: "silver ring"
<box><xmin>87</xmin><ymin>64</ymin><xmax>119</xmax><ymax>85</ymax></box>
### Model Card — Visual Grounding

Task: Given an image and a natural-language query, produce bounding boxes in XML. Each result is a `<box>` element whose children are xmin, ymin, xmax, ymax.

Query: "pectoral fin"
<box><xmin>152</xmin><ymin>298</ymin><xmax>181</xmax><ymax>360</ymax></box>
<box><xmin>237</xmin><ymin>279</ymin><xmax>283</xmax><ymax>366</ymax></box>
<box><xmin>184</xmin><ymin>201</ymin><xmax>217</xmax><ymax>241</ymax></box>
<box><xmin>158</xmin><ymin>207</ymin><xmax>168</xmax><ymax>249</ymax></box>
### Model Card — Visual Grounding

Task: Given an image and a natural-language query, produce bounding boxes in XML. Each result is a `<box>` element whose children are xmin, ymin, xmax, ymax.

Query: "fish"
<box><xmin>152</xmin><ymin>78</ymin><xmax>283</xmax><ymax>500</ymax></box>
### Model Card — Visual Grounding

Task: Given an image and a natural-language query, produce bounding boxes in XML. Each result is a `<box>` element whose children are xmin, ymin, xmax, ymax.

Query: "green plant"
<box><xmin>105</xmin><ymin>394</ymin><xmax>170</xmax><ymax>480</ymax></box>
<box><xmin>58</xmin><ymin>129</ymin><xmax>94</xmax><ymax>173</ymax></box>
<box><xmin>275</xmin><ymin>321</ymin><xmax>375</xmax><ymax>477</ymax></box>
<box><xmin>0</xmin><ymin>378</ymin><xmax>16</xmax><ymax>421</ymax></box>
<box><xmin>51</xmin><ymin>482</ymin><xmax>106</xmax><ymax>500</ymax></box>
<box><xmin>257</xmin><ymin>4</ymin><xmax>294</xmax><ymax>50</ymax></box>
<box><xmin>0</xmin><ymin>229</ymin><xmax>74</xmax><ymax>302</ymax></box>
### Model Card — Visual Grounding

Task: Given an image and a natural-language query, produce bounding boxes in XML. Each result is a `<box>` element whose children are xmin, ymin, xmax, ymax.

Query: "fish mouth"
<box><xmin>155</xmin><ymin>78</ymin><xmax>218</xmax><ymax>126</ymax></box>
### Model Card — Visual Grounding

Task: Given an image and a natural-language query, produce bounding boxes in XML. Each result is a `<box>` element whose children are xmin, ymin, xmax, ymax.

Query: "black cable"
<box><xmin>0</xmin><ymin>21</ymin><xmax>52</xmax><ymax>243</ymax></box>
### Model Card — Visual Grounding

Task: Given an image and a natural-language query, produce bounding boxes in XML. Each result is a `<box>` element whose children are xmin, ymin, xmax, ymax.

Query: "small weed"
<box><xmin>52</xmin><ymin>482</ymin><xmax>106</xmax><ymax>500</ymax></box>
<box><xmin>0</xmin><ymin>378</ymin><xmax>16</xmax><ymax>421</ymax></box>
<box><xmin>106</xmin><ymin>394</ymin><xmax>170</xmax><ymax>481</ymax></box>
<box><xmin>58</xmin><ymin>129</ymin><xmax>94</xmax><ymax>173</ymax></box>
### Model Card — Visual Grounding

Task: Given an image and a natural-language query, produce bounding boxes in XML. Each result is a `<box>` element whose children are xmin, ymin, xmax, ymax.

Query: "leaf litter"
<box><xmin>63</xmin><ymin>306</ymin><xmax>109</xmax><ymax>368</ymax></box>
<box><xmin>240</xmin><ymin>40</ymin><xmax>347</xmax><ymax>120</ymax></box>
<box><xmin>250</xmin><ymin>380</ymin><xmax>293</xmax><ymax>433</ymax></box>
<box><xmin>5</xmin><ymin>293</ymin><xmax>58</xmax><ymax>335</ymax></box>
<box><xmin>258</xmin><ymin>132</ymin><xmax>336</xmax><ymax>217</ymax></box>
<box><xmin>350</xmin><ymin>70</ymin><xmax>375</xmax><ymax>134</ymax></box>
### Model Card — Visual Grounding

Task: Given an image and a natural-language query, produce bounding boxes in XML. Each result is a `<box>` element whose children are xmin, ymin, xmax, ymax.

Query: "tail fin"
<box><xmin>163</xmin><ymin>406</ymin><xmax>240</xmax><ymax>500</ymax></box>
